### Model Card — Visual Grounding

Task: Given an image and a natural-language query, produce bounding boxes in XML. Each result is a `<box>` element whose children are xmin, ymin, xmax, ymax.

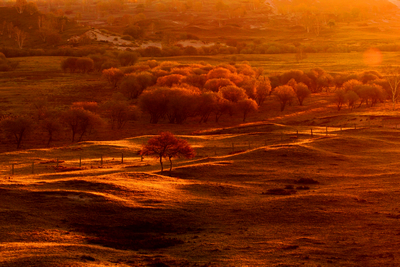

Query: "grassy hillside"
<box><xmin>1</xmin><ymin>123</ymin><xmax>400</xmax><ymax>265</ymax></box>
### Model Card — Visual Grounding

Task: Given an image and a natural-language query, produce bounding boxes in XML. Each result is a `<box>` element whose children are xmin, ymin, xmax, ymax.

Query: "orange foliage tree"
<box><xmin>140</xmin><ymin>132</ymin><xmax>195</xmax><ymax>172</ymax></box>
<box><xmin>102</xmin><ymin>68</ymin><xmax>124</xmax><ymax>88</ymax></box>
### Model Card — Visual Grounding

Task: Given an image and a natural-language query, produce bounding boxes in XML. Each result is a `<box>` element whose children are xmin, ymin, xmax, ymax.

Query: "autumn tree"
<box><xmin>140</xmin><ymin>132</ymin><xmax>195</xmax><ymax>172</ymax></box>
<box><xmin>255</xmin><ymin>76</ymin><xmax>271</xmax><ymax>106</ymax></box>
<box><xmin>346</xmin><ymin>90</ymin><xmax>359</xmax><ymax>110</ymax></box>
<box><xmin>237</xmin><ymin>99</ymin><xmax>258</xmax><ymax>122</ymax></box>
<box><xmin>219</xmin><ymin>85</ymin><xmax>247</xmax><ymax>103</ymax></box>
<box><xmin>207</xmin><ymin>67</ymin><xmax>232</xmax><ymax>80</ymax></box>
<box><xmin>165</xmin><ymin>86</ymin><xmax>200</xmax><ymax>124</ymax></box>
<box><xmin>102</xmin><ymin>93</ymin><xmax>139</xmax><ymax>129</ymax></box>
<box><xmin>62</xmin><ymin>107</ymin><xmax>103</xmax><ymax>142</ymax></box>
<box><xmin>196</xmin><ymin>92</ymin><xmax>218</xmax><ymax>123</ymax></box>
<box><xmin>294</xmin><ymin>82</ymin><xmax>311</xmax><ymax>106</ymax></box>
<box><xmin>273</xmin><ymin>85</ymin><xmax>296</xmax><ymax>111</ymax></box>
<box><xmin>120</xmin><ymin>72</ymin><xmax>155</xmax><ymax>99</ymax></box>
<box><xmin>334</xmin><ymin>89</ymin><xmax>346</xmax><ymax>111</ymax></box>
<box><xmin>343</xmin><ymin>79</ymin><xmax>363</xmax><ymax>92</ymax></box>
<box><xmin>204</xmin><ymin>78</ymin><xmax>235</xmax><ymax>92</ymax></box>
<box><xmin>0</xmin><ymin>116</ymin><xmax>33</xmax><ymax>149</ymax></box>
<box><xmin>102</xmin><ymin>67</ymin><xmax>124</xmax><ymax>88</ymax></box>
<box><xmin>139</xmin><ymin>87</ymin><xmax>170</xmax><ymax>123</ymax></box>
<box><xmin>41</xmin><ymin>113</ymin><xmax>62</xmax><ymax>146</ymax></box>
<box><xmin>156</xmin><ymin>74</ymin><xmax>185</xmax><ymax>87</ymax></box>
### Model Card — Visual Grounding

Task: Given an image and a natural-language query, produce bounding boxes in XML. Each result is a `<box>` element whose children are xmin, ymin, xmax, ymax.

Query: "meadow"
<box><xmin>1</xmin><ymin>50</ymin><xmax>400</xmax><ymax>266</ymax></box>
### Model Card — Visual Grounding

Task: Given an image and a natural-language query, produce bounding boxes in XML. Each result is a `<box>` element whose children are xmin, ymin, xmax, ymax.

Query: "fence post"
<box><xmin>12</xmin><ymin>164</ymin><xmax>14</xmax><ymax>175</ymax></box>
<box><xmin>32</xmin><ymin>162</ymin><xmax>34</xmax><ymax>174</ymax></box>
<box><xmin>326</xmin><ymin>126</ymin><xmax>328</xmax><ymax>136</ymax></box>
<box><xmin>340</xmin><ymin>126</ymin><xmax>342</xmax><ymax>132</ymax></box>
<box><xmin>296</xmin><ymin>130</ymin><xmax>299</xmax><ymax>139</ymax></box>
<box><xmin>56</xmin><ymin>159</ymin><xmax>59</xmax><ymax>167</ymax></box>
<box><xmin>79</xmin><ymin>156</ymin><xmax>82</xmax><ymax>167</ymax></box>
<box><xmin>311</xmin><ymin>129</ymin><xmax>313</xmax><ymax>137</ymax></box>
<box><xmin>121</xmin><ymin>153</ymin><xmax>124</xmax><ymax>164</ymax></box>
<box><xmin>355</xmin><ymin>124</ymin><xmax>357</xmax><ymax>130</ymax></box>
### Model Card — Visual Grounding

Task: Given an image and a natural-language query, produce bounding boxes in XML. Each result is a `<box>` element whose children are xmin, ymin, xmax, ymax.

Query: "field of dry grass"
<box><xmin>3</xmin><ymin>53</ymin><xmax>400</xmax><ymax>266</ymax></box>
<box><xmin>2</xmin><ymin>119</ymin><xmax>400</xmax><ymax>266</ymax></box>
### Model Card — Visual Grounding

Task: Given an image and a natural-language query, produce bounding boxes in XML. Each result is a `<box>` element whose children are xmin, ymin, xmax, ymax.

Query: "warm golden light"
<box><xmin>363</xmin><ymin>48</ymin><xmax>383</xmax><ymax>66</ymax></box>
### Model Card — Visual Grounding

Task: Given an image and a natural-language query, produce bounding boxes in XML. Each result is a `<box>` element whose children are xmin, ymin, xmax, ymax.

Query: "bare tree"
<box><xmin>14</xmin><ymin>0</ymin><xmax>27</xmax><ymax>14</ymax></box>
<box><xmin>14</xmin><ymin>27</ymin><xmax>27</xmax><ymax>49</ymax></box>
<box><xmin>7</xmin><ymin>22</ymin><xmax>13</xmax><ymax>39</ymax></box>
<box><xmin>0</xmin><ymin>116</ymin><xmax>33</xmax><ymax>149</ymax></box>
<box><xmin>383</xmin><ymin>65</ymin><xmax>400</xmax><ymax>110</ymax></box>
<box><xmin>0</xmin><ymin>21</ymin><xmax>6</xmax><ymax>36</ymax></box>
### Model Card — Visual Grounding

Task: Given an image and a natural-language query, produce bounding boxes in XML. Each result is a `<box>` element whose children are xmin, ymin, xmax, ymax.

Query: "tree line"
<box><xmin>2</xmin><ymin>56</ymin><xmax>399</xmax><ymax>150</ymax></box>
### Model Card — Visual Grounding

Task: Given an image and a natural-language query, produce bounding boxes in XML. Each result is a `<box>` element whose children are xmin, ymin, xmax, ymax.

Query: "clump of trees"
<box><xmin>61</xmin><ymin>57</ymin><xmax>94</xmax><ymax>73</ymax></box>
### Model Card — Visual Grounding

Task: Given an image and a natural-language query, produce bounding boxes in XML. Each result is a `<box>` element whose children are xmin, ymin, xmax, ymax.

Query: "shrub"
<box><xmin>207</xmin><ymin>67</ymin><xmax>232</xmax><ymax>79</ymax></box>
<box><xmin>118</xmin><ymin>51</ymin><xmax>139</xmax><ymax>66</ymax></box>
<box><xmin>102</xmin><ymin>67</ymin><xmax>125</xmax><ymax>88</ymax></box>
<box><xmin>61</xmin><ymin>57</ymin><xmax>78</xmax><ymax>73</ymax></box>
<box><xmin>156</xmin><ymin>74</ymin><xmax>185</xmax><ymax>87</ymax></box>
<box><xmin>75</xmin><ymin>57</ymin><xmax>94</xmax><ymax>73</ymax></box>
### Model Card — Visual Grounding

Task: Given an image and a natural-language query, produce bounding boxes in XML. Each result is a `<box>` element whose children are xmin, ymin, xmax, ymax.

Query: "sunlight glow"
<box><xmin>363</xmin><ymin>48</ymin><xmax>382</xmax><ymax>66</ymax></box>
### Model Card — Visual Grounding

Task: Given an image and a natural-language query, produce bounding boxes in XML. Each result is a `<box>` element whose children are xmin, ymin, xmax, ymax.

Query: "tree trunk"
<box><xmin>159</xmin><ymin>156</ymin><xmax>163</xmax><ymax>172</ymax></box>
<box><xmin>169</xmin><ymin>157</ymin><xmax>173</xmax><ymax>172</ymax></box>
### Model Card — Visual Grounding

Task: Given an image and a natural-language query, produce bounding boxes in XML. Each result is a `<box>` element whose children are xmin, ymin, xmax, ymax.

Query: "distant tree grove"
<box><xmin>1</xmin><ymin>57</ymin><xmax>400</xmax><ymax>150</ymax></box>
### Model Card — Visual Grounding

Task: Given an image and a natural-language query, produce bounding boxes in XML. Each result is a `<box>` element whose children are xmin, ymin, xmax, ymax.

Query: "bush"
<box><xmin>75</xmin><ymin>57</ymin><xmax>94</xmax><ymax>73</ymax></box>
<box><xmin>118</xmin><ymin>51</ymin><xmax>140</xmax><ymax>66</ymax></box>
<box><xmin>123</xmin><ymin>25</ymin><xmax>144</xmax><ymax>39</ymax></box>
<box><xmin>61</xmin><ymin>57</ymin><xmax>78</xmax><ymax>73</ymax></box>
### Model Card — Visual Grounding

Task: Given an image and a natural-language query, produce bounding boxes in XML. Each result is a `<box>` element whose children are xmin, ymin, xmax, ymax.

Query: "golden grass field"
<box><xmin>2</xmin><ymin>122</ymin><xmax>400</xmax><ymax>266</ymax></box>
<box><xmin>2</xmin><ymin>54</ymin><xmax>400</xmax><ymax>266</ymax></box>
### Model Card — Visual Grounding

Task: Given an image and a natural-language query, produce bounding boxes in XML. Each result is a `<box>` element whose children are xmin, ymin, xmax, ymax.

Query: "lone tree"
<box><xmin>140</xmin><ymin>132</ymin><xmax>195</xmax><ymax>172</ymax></box>
<box><xmin>383</xmin><ymin>65</ymin><xmax>400</xmax><ymax>110</ymax></box>
<box><xmin>0</xmin><ymin>116</ymin><xmax>33</xmax><ymax>149</ymax></box>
